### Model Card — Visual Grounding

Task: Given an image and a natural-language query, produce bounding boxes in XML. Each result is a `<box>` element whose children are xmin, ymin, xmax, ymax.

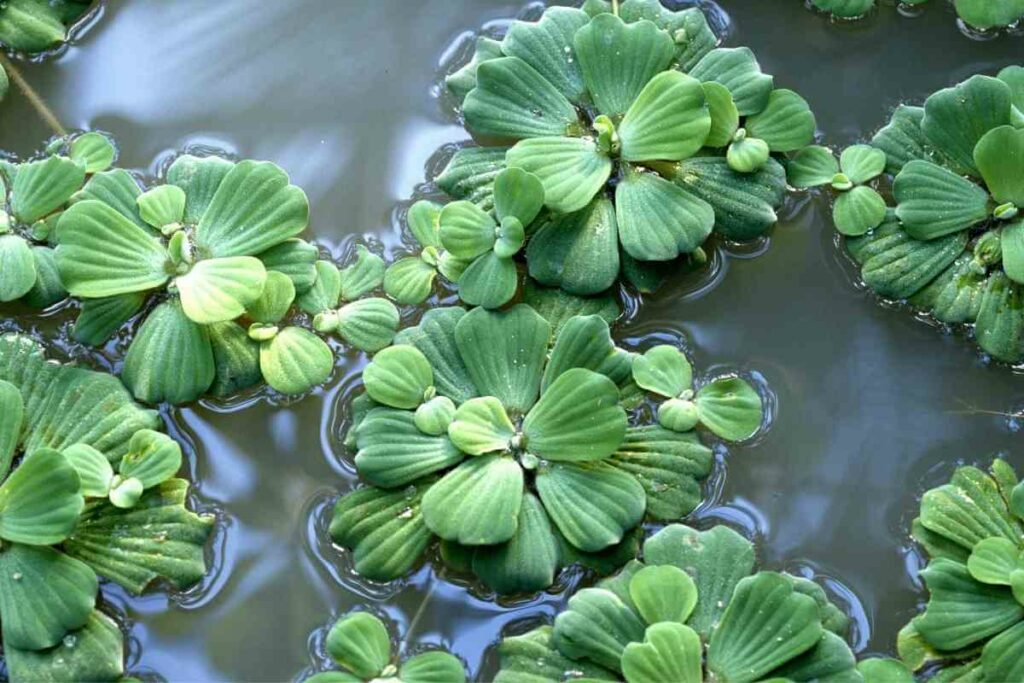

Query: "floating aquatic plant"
<box><xmin>825</xmin><ymin>68</ymin><xmax>1024</xmax><ymax>364</ymax></box>
<box><xmin>788</xmin><ymin>144</ymin><xmax>887</xmax><ymax>237</ymax></box>
<box><xmin>304</xmin><ymin>611</ymin><xmax>465</xmax><ymax>683</ymax></box>
<box><xmin>0</xmin><ymin>333</ymin><xmax>214</xmax><ymax>681</ymax></box>
<box><xmin>898</xmin><ymin>458</ymin><xmax>1024</xmax><ymax>682</ymax></box>
<box><xmin>331</xmin><ymin>304</ymin><xmax>764</xmax><ymax>594</ymax></box>
<box><xmin>0</xmin><ymin>132</ymin><xmax>115</xmax><ymax>307</ymax></box>
<box><xmin>807</xmin><ymin>0</ymin><xmax>1024</xmax><ymax>31</ymax></box>
<box><xmin>429</xmin><ymin>0</ymin><xmax>815</xmax><ymax>302</ymax></box>
<box><xmin>494</xmin><ymin>523</ymin><xmax>883</xmax><ymax>683</ymax></box>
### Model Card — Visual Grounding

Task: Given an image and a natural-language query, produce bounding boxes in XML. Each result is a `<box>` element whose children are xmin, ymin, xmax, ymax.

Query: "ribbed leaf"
<box><xmin>1002</xmin><ymin>221</ymin><xmax>1024</xmax><ymax>286</ymax></box>
<box><xmin>257</xmin><ymin>238</ymin><xmax>319</xmax><ymax>293</ymax></box>
<box><xmin>1000</xmin><ymin>65</ymin><xmax>1024</xmax><ymax>113</ymax></box>
<box><xmin>383</xmin><ymin>257</ymin><xmax>436</xmax><ymax>305</ymax></box>
<box><xmin>176</xmin><ymin>256</ymin><xmax>267</xmax><ymax>324</ymax></box>
<box><xmin>117</xmin><ymin>429</ymin><xmax>181</xmax><ymax>489</ymax></box>
<box><xmin>976</xmin><ymin>273</ymin><xmax>1024</xmax><ymax>363</ymax></box>
<box><xmin>506</xmin><ymin>137</ymin><xmax>612</xmax><ymax>214</ymax></box>
<box><xmin>394</xmin><ymin>307</ymin><xmax>477</xmax><ymax>405</ymax></box>
<box><xmin>299</xmin><ymin>260</ymin><xmax>342</xmax><ymax>314</ymax></box>
<box><xmin>871</xmin><ymin>105</ymin><xmax>937</xmax><ymax>175</ymax></box>
<box><xmin>471</xmin><ymin>492</ymin><xmax>561</xmax><ymax>594</ymax></box>
<box><xmin>123</xmin><ymin>300</ymin><xmax>215</xmax><ymax>404</ymax></box>
<box><xmin>908</xmin><ymin>255</ymin><xmax>985</xmax><ymax>324</ymax></box>
<box><xmin>260</xmin><ymin>327</ymin><xmax>333</xmax><ymax>395</ymax></box>
<box><xmin>810</xmin><ymin>0</ymin><xmax>875</xmax><ymax>17</ymax></box>
<box><xmin>858</xmin><ymin>220</ymin><xmax>967</xmax><ymax>300</ymax></box>
<box><xmin>438</xmin><ymin>200</ymin><xmax>496</xmax><ymax>261</ymax></box>
<box><xmin>421</xmin><ymin>455</ymin><xmax>523</xmax><ymax>545</ymax></box>
<box><xmin>246</xmin><ymin>270</ymin><xmax>295</xmax><ymax>324</ymax></box>
<box><xmin>72</xmin><ymin>292</ymin><xmax>146</xmax><ymax>346</ymax></box>
<box><xmin>981</xmin><ymin>620</ymin><xmax>1024</xmax><ymax>681</ymax></box>
<box><xmin>455</xmin><ymin>305</ymin><xmax>551</xmax><ymax>416</ymax></box>
<box><xmin>787</xmin><ymin>145</ymin><xmax>839</xmax><ymax>189</ymax></box>
<box><xmin>919</xmin><ymin>464</ymin><xmax>1023</xmax><ymax>552</ymax></box>
<box><xmin>335</xmin><ymin>298</ymin><xmax>399</xmax><ymax>352</ymax></box>
<box><xmin>0</xmin><ymin>379</ymin><xmax>23</xmax><ymax>481</ymax></box>
<box><xmin>527</xmin><ymin>197</ymin><xmax>620</xmax><ymax>296</ymax></box>
<box><xmin>552</xmin><ymin>587</ymin><xmax>646</xmax><ymax>672</ymax></box>
<box><xmin>55</xmin><ymin>199</ymin><xmax>170</xmax><ymax>297</ymax></box>
<box><xmin>339</xmin><ymin>245</ymin><xmax>385</xmax><ymax>301</ymax></box>
<box><xmin>0</xmin><ymin>0</ymin><xmax>72</xmax><ymax>52</ymax></box>
<box><xmin>206</xmin><ymin>321</ymin><xmax>262</xmax><ymax>396</ymax></box>
<box><xmin>496</xmin><ymin>626</ymin><xmax>618</xmax><ymax>683</ymax></box>
<box><xmin>616</xmin><ymin>166</ymin><xmax>713</xmax><ymax>261</ymax></box>
<box><xmin>75</xmin><ymin>169</ymin><xmax>147</xmax><ymax>230</ymax></box>
<box><xmin>629</xmin><ymin>565</ymin><xmax>698</xmax><ymax>625</ymax></box>
<box><xmin>975</xmin><ymin>125</ymin><xmax>1024</xmax><ymax>207</ymax></box>
<box><xmin>536</xmin><ymin>461</ymin><xmax>644</xmax><ymax>552</ymax></box>
<box><xmin>400</xmin><ymin>651</ymin><xmax>467</xmax><ymax>683</ymax></box>
<box><xmin>726</xmin><ymin>136</ymin><xmax>770</xmax><ymax>173</ymax></box>
<box><xmin>324</xmin><ymin>612</ymin><xmax>391</xmax><ymax>679</ymax></box>
<box><xmin>137</xmin><ymin>185</ymin><xmax>186</xmax><ymax>230</ymax></box>
<box><xmin>954</xmin><ymin>0</ymin><xmax>1024</xmax><ymax>29</ymax></box>
<box><xmin>0</xmin><ymin>448</ymin><xmax>83</xmax><ymax>545</ymax></box>
<box><xmin>689</xmin><ymin>47</ymin><xmax>774</xmax><ymax>116</ymax></box>
<box><xmin>62</xmin><ymin>444</ymin><xmax>113</xmax><ymax>498</ymax></box>
<box><xmin>523</xmin><ymin>368</ymin><xmax>626</xmax><ymax>462</ymax></box>
<box><xmin>833</xmin><ymin>185</ymin><xmax>887</xmax><ymax>237</ymax></box>
<box><xmin>457</xmin><ymin>252</ymin><xmax>519</xmax><ymax>309</ymax></box>
<box><xmin>63</xmin><ymin>478</ymin><xmax>212</xmax><ymax>594</ymax></box>
<box><xmin>354</xmin><ymin>408</ymin><xmax>463</xmax><ymax>488</ymax></box>
<box><xmin>767</xmin><ymin>630</ymin><xmax>859</xmax><ymax>682</ymax></box>
<box><xmin>622</xmin><ymin>623</ymin><xmax>702</xmax><ymax>683</ymax></box>
<box><xmin>166</xmin><ymin>154</ymin><xmax>235</xmax><ymax>225</ymax></box>
<box><xmin>0</xmin><ymin>234</ymin><xmax>36</xmax><ymax>302</ymax></box>
<box><xmin>893</xmin><ymin>160</ymin><xmax>990</xmax><ymax>240</ymax></box>
<box><xmin>543</xmin><ymin>314</ymin><xmax>624</xmax><ymax>390</ymax></box>
<box><xmin>464</xmin><ymin>57</ymin><xmax>580</xmax><ymax>140</ymax></box>
<box><xmin>195</xmin><ymin>160</ymin><xmax>309</xmax><ymax>258</ymax></box>
<box><xmin>435</xmin><ymin>147</ymin><xmax>508</xmax><ymax>210</ymax></box>
<box><xmin>21</xmin><ymin>246</ymin><xmax>67</xmax><ymax>309</ymax></box>
<box><xmin>839</xmin><ymin>144</ymin><xmax>886</xmax><ymax>185</ymax></box>
<box><xmin>494</xmin><ymin>167</ymin><xmax>545</xmax><ymax>226</ymax></box>
<box><xmin>967</xmin><ymin>537</ymin><xmax>1019</xmax><ymax>585</ymax></box>
<box><xmin>921</xmin><ymin>75</ymin><xmax>1013</xmax><ymax>177</ymax></box>
<box><xmin>619</xmin><ymin>71</ymin><xmax>711</xmax><ymax>163</ymax></box>
<box><xmin>329</xmin><ymin>483</ymin><xmax>434</xmax><ymax>581</ymax></box>
<box><xmin>703</xmin><ymin>81</ymin><xmax>740</xmax><ymax>148</ymax></box>
<box><xmin>446</xmin><ymin>36</ymin><xmax>504</xmax><ymax>101</ymax></box>
<box><xmin>745</xmin><ymin>89</ymin><xmax>816</xmax><ymax>153</ymax></box>
<box><xmin>502</xmin><ymin>7</ymin><xmax>588</xmax><ymax>104</ymax></box>
<box><xmin>448</xmin><ymin>397</ymin><xmax>515</xmax><ymax>455</ymax></box>
<box><xmin>363</xmin><ymin>345</ymin><xmax>433</xmax><ymax>409</ymax></box>
<box><xmin>631</xmin><ymin>345</ymin><xmax>691</xmax><ymax>398</ymax></box>
<box><xmin>11</xmin><ymin>155</ymin><xmax>84</xmax><ymax>224</ymax></box>
<box><xmin>4</xmin><ymin>609</ymin><xmax>124</xmax><ymax>683</ymax></box>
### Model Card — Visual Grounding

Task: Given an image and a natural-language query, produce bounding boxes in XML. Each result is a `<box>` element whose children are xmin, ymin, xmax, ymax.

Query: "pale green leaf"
<box><xmin>0</xmin><ymin>448</ymin><xmax>84</xmax><ymax>545</ymax></box>
<box><xmin>617</xmin><ymin>165</ymin><xmax>713</xmax><ymax>262</ymax></box>
<box><xmin>786</xmin><ymin>145</ymin><xmax>839</xmax><ymax>189</ymax></box>
<box><xmin>339</xmin><ymin>245</ymin><xmax>385</xmax><ymax>301</ymax></box>
<box><xmin>745</xmin><ymin>89</ymin><xmax>816</xmax><ymax>153</ymax></box>
<box><xmin>619</xmin><ymin>71</ymin><xmax>711</xmax><ymax>163</ymax></box>
<box><xmin>5</xmin><ymin>610</ymin><xmax>124</xmax><ymax>683</ymax></box>
<box><xmin>0</xmin><ymin>234</ymin><xmax>36</xmax><ymax>302</ymax></box>
<box><xmin>335</xmin><ymin>298</ymin><xmax>400</xmax><ymax>352</ymax></box>
<box><xmin>69</xmin><ymin>132</ymin><xmax>115</xmax><ymax>174</ymax></box>
<box><xmin>464</xmin><ymin>57</ymin><xmax>580</xmax><ymax>140</ymax></box>
<box><xmin>632</xmin><ymin>345</ymin><xmax>691</xmax><ymax>398</ymax></box>
<box><xmin>552</xmin><ymin>587</ymin><xmax>646</xmax><ymax>672</ymax></box>
<box><xmin>526</xmin><ymin>197</ymin><xmax>620</xmax><ymax>296</ymax></box>
<box><xmin>921</xmin><ymin>75</ymin><xmax>1013</xmax><ymax>177</ymax></box>
<box><xmin>400</xmin><ymin>651</ymin><xmax>467</xmax><ymax>683</ymax></box>
<box><xmin>62</xmin><ymin>444</ymin><xmax>113</xmax><ymax>498</ymax></box>
<box><xmin>622</xmin><ymin>623</ymin><xmax>703</xmax><ymax>683</ymax></box>
<box><xmin>363</xmin><ymin>345</ymin><xmax>433</xmax><ymax>410</ymax></box>
<box><xmin>974</xmin><ymin>125</ymin><xmax>1024</xmax><ymax>207</ymax></box>
<box><xmin>383</xmin><ymin>257</ymin><xmax>436</xmax><ymax>305</ymax></box>
<box><xmin>833</xmin><ymin>185</ymin><xmax>887</xmax><ymax>237</ymax></box>
<box><xmin>298</xmin><ymin>260</ymin><xmax>342</xmax><ymax>314</ymax></box>
<box><xmin>839</xmin><ymin>144</ymin><xmax>886</xmax><ymax>185</ymax></box>
<box><xmin>502</xmin><ymin>7</ymin><xmax>588</xmax><ymax>104</ymax></box>
<box><xmin>694</xmin><ymin>377</ymin><xmax>762</xmax><ymax>441</ymax></box>
<box><xmin>689</xmin><ymin>47</ymin><xmax>773</xmax><ymax>116</ymax></box>
<box><xmin>355</xmin><ymin>408</ymin><xmax>463</xmax><ymax>488</ymax></box>
<box><xmin>967</xmin><ymin>537</ymin><xmax>1019</xmax><ymax>585</ymax></box>
<box><xmin>893</xmin><ymin>160</ymin><xmax>990</xmax><ymax>240</ymax></box>
<box><xmin>494</xmin><ymin>166</ymin><xmax>545</xmax><ymax>226</ymax></box>
<box><xmin>703</xmin><ymin>81</ymin><xmax>739</xmax><ymax>148</ymax></box>
<box><xmin>506</xmin><ymin>136</ymin><xmax>612</xmax><ymax>215</ymax></box>
<box><xmin>176</xmin><ymin>256</ymin><xmax>267</xmax><ymax>324</ymax></box>
<box><xmin>393</xmin><ymin>307</ymin><xmax>477</xmax><ymax>404</ymax></box>
<box><xmin>524</xmin><ymin>368</ymin><xmax>626</xmax><ymax>462</ymax></box>
<box><xmin>137</xmin><ymin>185</ymin><xmax>186</xmax><ymax>230</ymax></box>
<box><xmin>260</xmin><ymin>327</ymin><xmax>333</xmax><ymax>394</ymax></box>
<box><xmin>438</xmin><ymin>200</ymin><xmax>497</xmax><ymax>260</ymax></box>
<box><xmin>258</xmin><ymin>238</ymin><xmax>319</xmax><ymax>293</ymax></box>
<box><xmin>325</xmin><ymin>612</ymin><xmax>391</xmax><ymax>679</ymax></box>
<box><xmin>246</xmin><ymin>270</ymin><xmax>296</xmax><ymax>324</ymax></box>
<box><xmin>470</xmin><ymin>492</ymin><xmax>561</xmax><ymax>594</ymax></box>
<box><xmin>448</xmin><ymin>396</ymin><xmax>515</xmax><ymax>455</ymax></box>
<box><xmin>629</xmin><ymin>564</ymin><xmax>698</xmax><ymax>625</ymax></box>
<box><xmin>422</xmin><ymin>455</ymin><xmax>523</xmax><ymax>545</ymax></box>
<box><xmin>11</xmin><ymin>155</ymin><xmax>85</xmax><ymax>224</ymax></box>
<box><xmin>496</xmin><ymin>626</ymin><xmax>618</xmax><ymax>683</ymax></box>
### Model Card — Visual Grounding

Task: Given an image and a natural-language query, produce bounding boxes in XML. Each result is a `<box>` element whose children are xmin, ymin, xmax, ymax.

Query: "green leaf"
<box><xmin>422</xmin><ymin>455</ymin><xmax>523</xmax><ymax>545</ymax></box>
<box><xmin>494</xmin><ymin>166</ymin><xmax>545</xmax><ymax>227</ymax></box>
<box><xmin>768</xmin><ymin>630</ymin><xmax>859</xmax><ymax>682</ymax></box>
<box><xmin>75</xmin><ymin>169</ymin><xmax>147</xmax><ymax>230</ymax></box>
<box><xmin>967</xmin><ymin>537</ymin><xmax>1019</xmax><ymax>585</ymax></box>
<box><xmin>976</xmin><ymin>272</ymin><xmax>1024</xmax><ymax>363</ymax></box>
<box><xmin>726</xmin><ymin>135</ymin><xmax>770</xmax><ymax>173</ymax></box>
<box><xmin>123</xmin><ymin>300</ymin><xmax>215</xmax><ymax>404</ymax></box>
<box><xmin>921</xmin><ymin>75</ymin><xmax>1013</xmax><ymax>178</ymax></box>
<box><xmin>62</xmin><ymin>444</ymin><xmax>114</xmax><ymax>498</ymax></box>
<box><xmin>695</xmin><ymin>377</ymin><xmax>762</xmax><ymax>441</ymax></box>
<box><xmin>63</xmin><ymin>479</ymin><xmax>213</xmax><ymax>593</ymax></box>
<box><xmin>4</xmin><ymin>610</ymin><xmax>125</xmax><ymax>683</ymax></box>
<box><xmin>448</xmin><ymin>397</ymin><xmax>515</xmax><ymax>455</ymax></box>
<box><xmin>55</xmin><ymin>200</ymin><xmax>171</xmax><ymax>298</ymax></box>
<box><xmin>954</xmin><ymin>0</ymin><xmax>1024</xmax><ymax>28</ymax></box>
<box><xmin>703</xmin><ymin>81</ymin><xmax>740</xmax><ymax>148</ymax></box>
<box><xmin>526</xmin><ymin>197</ymin><xmax>620</xmax><ymax>296</ymax></box>
<box><xmin>384</xmin><ymin>257</ymin><xmax>436</xmax><ymax>305</ymax></box>
<box><xmin>206</xmin><ymin>321</ymin><xmax>262</xmax><ymax>396</ymax></box>
<box><xmin>355</xmin><ymin>408</ymin><xmax>462</xmax><ymax>487</ymax></box>
<box><xmin>363</xmin><ymin>345</ymin><xmax>433</xmax><ymax>410</ymax></box>
<box><xmin>0</xmin><ymin>543</ymin><xmax>97</xmax><ymax>650</ymax></box>
<box><xmin>72</xmin><ymin>292</ymin><xmax>146</xmax><ymax>346</ymax></box>
<box><xmin>629</xmin><ymin>564</ymin><xmax>698</xmax><ymax>625</ymax></box>
<box><xmin>833</xmin><ymin>185</ymin><xmax>888</xmax><ymax>237</ymax></box>
<box><xmin>339</xmin><ymin>245</ymin><xmax>385</xmax><ymax>301</ymax></box>
<box><xmin>643</xmin><ymin>524</ymin><xmax>755</xmax><ymax>639</ymax></box>
<box><xmin>857</xmin><ymin>658</ymin><xmax>915</xmax><ymax>683</ymax></box>
<box><xmin>632</xmin><ymin>346</ymin><xmax>691</xmax><ymax>398</ymax></box>
<box><xmin>194</xmin><ymin>160</ymin><xmax>309</xmax><ymax>258</ymax></box>
<box><xmin>464</xmin><ymin>57</ymin><xmax>580</xmax><ymax>140</ymax></box>
<box><xmin>0</xmin><ymin>0</ymin><xmax>70</xmax><ymax>52</ymax></box>
<box><xmin>915</xmin><ymin>559</ymin><xmax>1024</xmax><ymax>650</ymax></box>
<box><xmin>536</xmin><ymin>461</ymin><xmax>644</xmax><ymax>552</ymax></box>
<box><xmin>621</xmin><ymin>623</ymin><xmax>702</xmax><ymax>683</ymax></box>
<box><xmin>166</xmin><ymin>154</ymin><xmax>235</xmax><ymax>225</ymax></box>
<box><xmin>920</xmin><ymin>464</ymin><xmax>1023</xmax><ymax>552</ymax></box>
<box><xmin>707</xmin><ymin>572</ymin><xmax>823</xmax><ymax>682</ymax></box>
<box><xmin>400</xmin><ymin>651</ymin><xmax>467</xmax><ymax>683</ymax></box>
<box><xmin>524</xmin><ymin>368</ymin><xmax>626</xmax><ymax>461</ymax></box>
<box><xmin>11</xmin><ymin>155</ymin><xmax>85</xmax><ymax>224</ymax></box>
<box><xmin>0</xmin><ymin>448</ymin><xmax>83</xmax><ymax>545</ymax></box>
<box><xmin>506</xmin><ymin>136</ymin><xmax>612</xmax><ymax>214</ymax></box>
<box><xmin>455</xmin><ymin>305</ymin><xmax>551</xmax><ymax>416</ymax></box>
<box><xmin>502</xmin><ymin>7</ymin><xmax>588</xmax><ymax>104</ymax></box>
<box><xmin>257</xmin><ymin>238</ymin><xmax>319</xmax><ymax>293</ymax></box>
<box><xmin>260</xmin><ymin>327</ymin><xmax>333</xmax><ymax>395</ymax></box>
<box><xmin>446</xmin><ymin>36</ymin><xmax>504</xmax><ymax>101</ymax></box>
<box><xmin>21</xmin><ymin>246</ymin><xmax>67</xmax><ymax>309</ymax></box>
<box><xmin>619</xmin><ymin>71</ymin><xmax>711</xmax><ymax>163</ymax></box>
<box><xmin>438</xmin><ymin>201</ymin><xmax>497</xmax><ymax>260</ymax></box>
<box><xmin>975</xmin><ymin>125</ymin><xmax>1024</xmax><ymax>208</ymax></box>
<box><xmin>981</xmin><ymin>619</ymin><xmax>1024</xmax><ymax>681</ymax></box>
<box><xmin>745</xmin><ymin>89</ymin><xmax>816</xmax><ymax>153</ymax></box>
<box><xmin>325</xmin><ymin>612</ymin><xmax>391</xmax><ymax>679</ymax></box>
<box><xmin>574</xmin><ymin>14</ymin><xmax>674</xmax><ymax>118</ymax></box>
<box><xmin>667</xmin><ymin>156</ymin><xmax>786</xmax><ymax>240</ymax></box>
<box><xmin>496</xmin><ymin>626</ymin><xmax>618</xmax><ymax>683</ymax></box>
<box><xmin>809</xmin><ymin>0</ymin><xmax>875</xmax><ymax>17</ymax></box>
<box><xmin>999</xmin><ymin>65</ymin><xmax>1024</xmax><ymax>113</ymax></box>
<box><xmin>0</xmin><ymin>380</ymin><xmax>22</xmax><ymax>481</ymax></box>
<box><xmin>246</xmin><ymin>270</ymin><xmax>296</xmax><ymax>324</ymax></box>
<box><xmin>616</xmin><ymin>166</ymin><xmax>714</xmax><ymax>261</ymax></box>
<box><xmin>406</xmin><ymin>200</ymin><xmax>442</xmax><ymax>248</ymax></box>
<box><xmin>457</xmin><ymin>251</ymin><xmax>519</xmax><ymax>309</ymax></box>
<box><xmin>394</xmin><ymin>307</ymin><xmax>476</xmax><ymax>405</ymax></box>
<box><xmin>909</xmin><ymin>255</ymin><xmax>985</xmax><ymax>324</ymax></box>
<box><xmin>329</xmin><ymin>483</ymin><xmax>434</xmax><ymax>581</ymax></box>
<box><xmin>117</xmin><ymin>429</ymin><xmax>181</xmax><ymax>489</ymax></box>
<box><xmin>542</xmin><ymin>314</ymin><xmax>630</xmax><ymax>391</ymax></box>
<box><xmin>435</xmin><ymin>147</ymin><xmax>508</xmax><ymax>210</ymax></box>
<box><xmin>871</xmin><ymin>105</ymin><xmax>936</xmax><ymax>174</ymax></box>
<box><xmin>414</xmin><ymin>396</ymin><xmax>457</xmax><ymax>436</ymax></box>
<box><xmin>690</xmin><ymin>47</ymin><xmax>774</xmax><ymax>117</ymax></box>
<box><xmin>471</xmin><ymin>492</ymin><xmax>561</xmax><ymax>594</ymax></box>
<box><xmin>334</xmin><ymin>298</ymin><xmax>400</xmax><ymax>352</ymax></box>
<box><xmin>1002</xmin><ymin>221</ymin><xmax>1024</xmax><ymax>286</ymax></box>
<box><xmin>69</xmin><ymin>132</ymin><xmax>115</xmax><ymax>174</ymax></box>
<box><xmin>787</xmin><ymin>146</ymin><xmax>839</xmax><ymax>189</ymax></box>
<box><xmin>856</xmin><ymin>219</ymin><xmax>967</xmax><ymax>300</ymax></box>
<box><xmin>137</xmin><ymin>185</ymin><xmax>186</xmax><ymax>231</ymax></box>
<box><xmin>0</xmin><ymin>234</ymin><xmax>36</xmax><ymax>302</ymax></box>
<box><xmin>893</xmin><ymin>160</ymin><xmax>990</xmax><ymax>240</ymax></box>
<box><xmin>839</xmin><ymin>144</ymin><xmax>886</xmax><ymax>185</ymax></box>
<box><xmin>552</xmin><ymin>587</ymin><xmax>647</xmax><ymax>672</ymax></box>
<box><xmin>176</xmin><ymin>256</ymin><xmax>267</xmax><ymax>324</ymax></box>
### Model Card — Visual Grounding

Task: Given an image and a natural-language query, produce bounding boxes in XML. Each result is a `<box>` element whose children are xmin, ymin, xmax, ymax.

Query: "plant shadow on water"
<box><xmin>1</xmin><ymin>0</ymin><xmax>1024</xmax><ymax>680</ymax></box>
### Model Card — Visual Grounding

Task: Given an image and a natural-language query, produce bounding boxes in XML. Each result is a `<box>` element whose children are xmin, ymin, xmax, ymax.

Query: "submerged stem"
<box><xmin>401</xmin><ymin>578</ymin><xmax>439</xmax><ymax>654</ymax></box>
<box><xmin>0</xmin><ymin>54</ymin><xmax>66</xmax><ymax>137</ymax></box>
<box><xmin>612</xmin><ymin>0</ymin><xmax>620</xmax><ymax>16</ymax></box>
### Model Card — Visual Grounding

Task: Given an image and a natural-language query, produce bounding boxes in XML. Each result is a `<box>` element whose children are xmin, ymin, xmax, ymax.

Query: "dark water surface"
<box><xmin>1</xmin><ymin>1</ymin><xmax>1023</xmax><ymax>680</ymax></box>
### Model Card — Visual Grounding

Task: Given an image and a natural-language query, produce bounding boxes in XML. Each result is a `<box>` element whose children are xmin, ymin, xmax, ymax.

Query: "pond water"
<box><xmin>1</xmin><ymin>0</ymin><xmax>1023</xmax><ymax>680</ymax></box>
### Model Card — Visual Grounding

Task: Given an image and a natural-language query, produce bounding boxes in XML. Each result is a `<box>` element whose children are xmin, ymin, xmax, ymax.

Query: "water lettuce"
<box><xmin>808</xmin><ymin>0</ymin><xmax>1023</xmax><ymax>30</ymax></box>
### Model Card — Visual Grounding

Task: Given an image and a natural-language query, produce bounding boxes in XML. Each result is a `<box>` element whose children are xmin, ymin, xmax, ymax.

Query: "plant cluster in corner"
<box><xmin>808</xmin><ymin>0</ymin><xmax>1024</xmax><ymax>31</ymax></box>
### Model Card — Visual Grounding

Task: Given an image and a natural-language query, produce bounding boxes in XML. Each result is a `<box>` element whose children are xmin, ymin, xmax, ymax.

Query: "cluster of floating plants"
<box><xmin>808</xmin><ymin>0</ymin><xmax>1024</xmax><ymax>31</ymax></box>
<box><xmin>805</xmin><ymin>67</ymin><xmax>1024</xmax><ymax>364</ymax></box>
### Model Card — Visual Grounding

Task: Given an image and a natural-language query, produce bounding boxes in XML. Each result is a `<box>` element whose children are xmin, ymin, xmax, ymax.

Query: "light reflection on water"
<box><xmin>1</xmin><ymin>0</ymin><xmax>1023</xmax><ymax>680</ymax></box>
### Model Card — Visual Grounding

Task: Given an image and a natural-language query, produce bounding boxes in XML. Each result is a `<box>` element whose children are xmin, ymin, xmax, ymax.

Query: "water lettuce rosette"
<box><xmin>0</xmin><ymin>333</ymin><xmax>214</xmax><ymax>681</ymax></box>
<box><xmin>821</xmin><ymin>68</ymin><xmax>1024</xmax><ymax>364</ymax></box>
<box><xmin>304</xmin><ymin>611</ymin><xmax>466</xmax><ymax>683</ymax></box>
<box><xmin>494</xmin><ymin>523</ymin><xmax>898</xmax><ymax>683</ymax></box>
<box><xmin>808</xmin><ymin>0</ymin><xmax>1024</xmax><ymax>30</ymax></box>
<box><xmin>422</xmin><ymin>0</ymin><xmax>815</xmax><ymax>303</ymax></box>
<box><xmin>331</xmin><ymin>304</ymin><xmax>764</xmax><ymax>594</ymax></box>
<box><xmin>898</xmin><ymin>458</ymin><xmax>1024</xmax><ymax>682</ymax></box>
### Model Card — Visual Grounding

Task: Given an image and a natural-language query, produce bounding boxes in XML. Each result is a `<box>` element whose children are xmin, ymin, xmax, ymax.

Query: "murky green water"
<box><xmin>1</xmin><ymin>0</ymin><xmax>1023</xmax><ymax>680</ymax></box>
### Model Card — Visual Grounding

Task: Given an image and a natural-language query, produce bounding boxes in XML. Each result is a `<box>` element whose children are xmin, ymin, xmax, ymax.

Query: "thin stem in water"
<box><xmin>612</xmin><ymin>0</ymin><xmax>620</xmax><ymax>16</ymax></box>
<box><xmin>401</xmin><ymin>578</ymin><xmax>439</xmax><ymax>655</ymax></box>
<box><xmin>0</xmin><ymin>54</ymin><xmax>66</xmax><ymax>137</ymax></box>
